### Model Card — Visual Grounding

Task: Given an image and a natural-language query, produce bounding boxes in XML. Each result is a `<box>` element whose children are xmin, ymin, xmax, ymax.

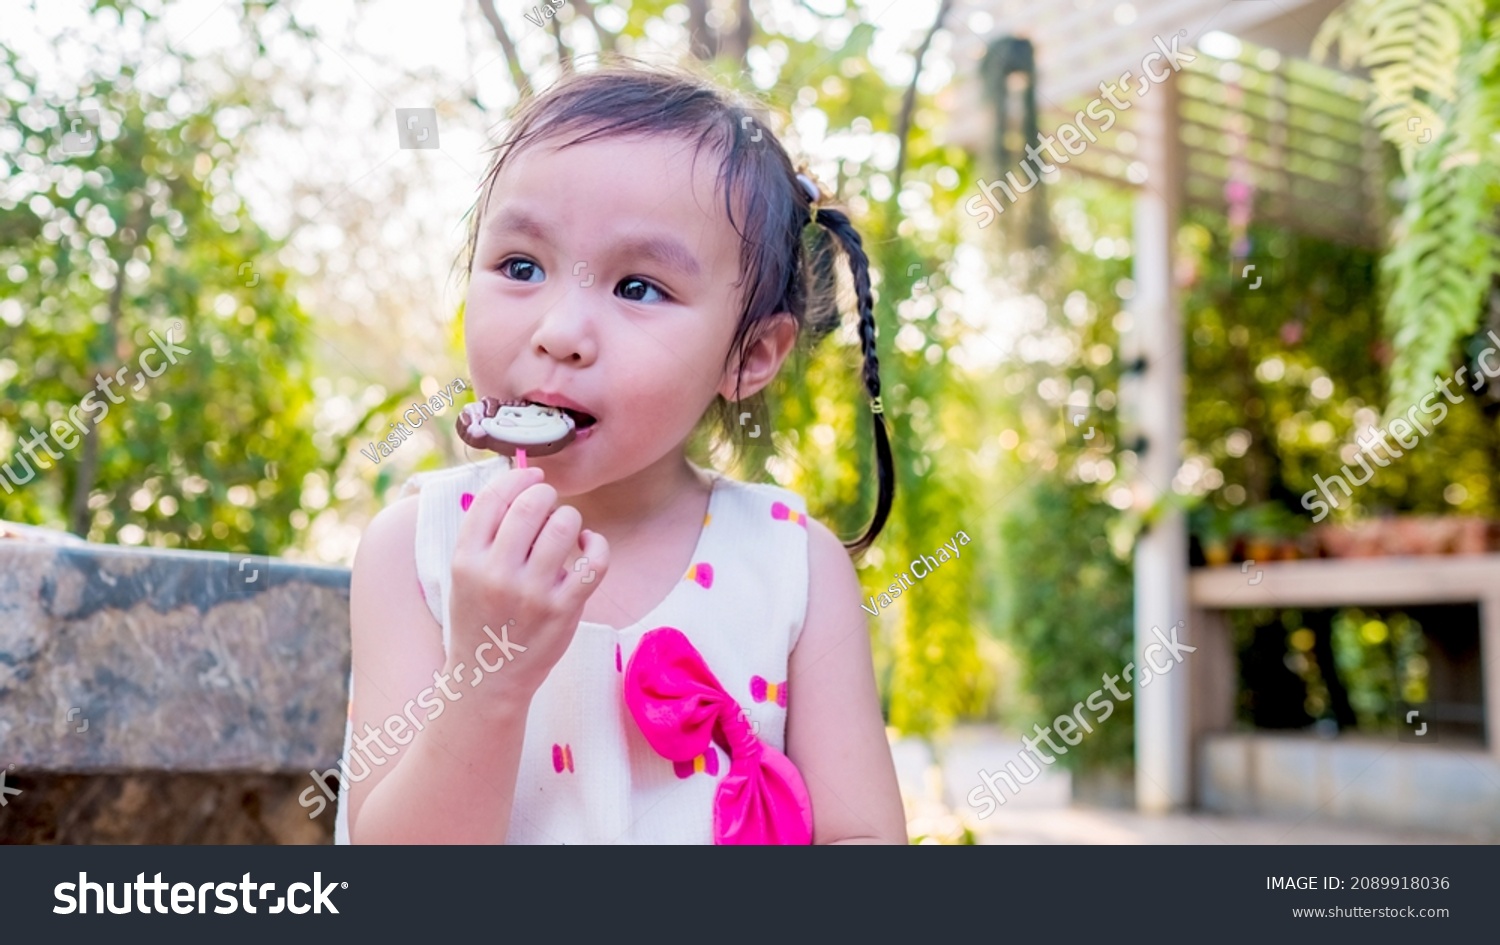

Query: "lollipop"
<box><xmin>457</xmin><ymin>398</ymin><xmax>577</xmax><ymax>467</ymax></box>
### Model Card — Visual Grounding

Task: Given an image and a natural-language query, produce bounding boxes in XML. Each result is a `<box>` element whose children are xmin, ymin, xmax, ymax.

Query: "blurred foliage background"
<box><xmin>5</xmin><ymin>0</ymin><xmax>1497</xmax><ymax>781</ymax></box>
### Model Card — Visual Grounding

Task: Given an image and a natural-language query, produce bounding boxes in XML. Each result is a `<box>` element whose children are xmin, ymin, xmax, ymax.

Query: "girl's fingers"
<box><xmin>563</xmin><ymin>528</ymin><xmax>609</xmax><ymax>599</ymax></box>
<box><xmin>526</xmin><ymin>503</ymin><xmax>583</xmax><ymax>581</ymax></box>
<box><xmin>454</xmin><ymin>466</ymin><xmax>545</xmax><ymax>556</ymax></box>
<box><xmin>491</xmin><ymin>481</ymin><xmax>560</xmax><ymax>567</ymax></box>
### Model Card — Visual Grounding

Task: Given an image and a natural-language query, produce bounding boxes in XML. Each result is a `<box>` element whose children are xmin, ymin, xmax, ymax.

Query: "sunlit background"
<box><xmin>5</xmin><ymin>0</ymin><xmax>1499</xmax><ymax>843</ymax></box>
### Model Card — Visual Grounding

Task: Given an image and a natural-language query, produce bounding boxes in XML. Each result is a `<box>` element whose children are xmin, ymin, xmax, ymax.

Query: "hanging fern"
<box><xmin>1315</xmin><ymin>0</ymin><xmax>1480</xmax><ymax>167</ymax></box>
<box><xmin>1316</xmin><ymin>0</ymin><xmax>1500</xmax><ymax>411</ymax></box>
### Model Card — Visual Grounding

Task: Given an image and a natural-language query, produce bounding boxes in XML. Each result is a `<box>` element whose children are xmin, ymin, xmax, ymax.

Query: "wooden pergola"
<box><xmin>949</xmin><ymin>0</ymin><xmax>1390</xmax><ymax>810</ymax></box>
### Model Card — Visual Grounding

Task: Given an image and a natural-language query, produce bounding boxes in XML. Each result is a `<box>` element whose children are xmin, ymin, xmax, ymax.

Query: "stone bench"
<box><xmin>0</xmin><ymin>540</ymin><xmax>350</xmax><ymax>844</ymax></box>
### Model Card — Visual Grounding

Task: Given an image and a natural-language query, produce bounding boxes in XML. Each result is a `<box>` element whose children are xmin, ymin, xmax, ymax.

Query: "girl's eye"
<box><xmin>498</xmin><ymin>257</ymin><xmax>544</xmax><ymax>283</ymax></box>
<box><xmin>616</xmin><ymin>277</ymin><xmax>667</xmax><ymax>303</ymax></box>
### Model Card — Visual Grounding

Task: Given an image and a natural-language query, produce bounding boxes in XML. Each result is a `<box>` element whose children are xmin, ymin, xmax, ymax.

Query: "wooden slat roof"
<box><xmin>941</xmin><ymin>0</ymin><xmax>1384</xmax><ymax>245</ymax></box>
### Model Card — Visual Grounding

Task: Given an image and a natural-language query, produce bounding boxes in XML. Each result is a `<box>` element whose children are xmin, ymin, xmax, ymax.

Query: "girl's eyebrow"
<box><xmin>615</xmin><ymin>235</ymin><xmax>700</xmax><ymax>278</ymax></box>
<box><xmin>488</xmin><ymin>208</ymin><xmax>554</xmax><ymax>244</ymax></box>
<box><xmin>489</xmin><ymin>207</ymin><xmax>700</xmax><ymax>277</ymax></box>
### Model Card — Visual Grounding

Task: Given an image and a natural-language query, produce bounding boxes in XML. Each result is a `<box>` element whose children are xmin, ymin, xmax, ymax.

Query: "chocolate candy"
<box><xmin>457</xmin><ymin>397</ymin><xmax>577</xmax><ymax>457</ymax></box>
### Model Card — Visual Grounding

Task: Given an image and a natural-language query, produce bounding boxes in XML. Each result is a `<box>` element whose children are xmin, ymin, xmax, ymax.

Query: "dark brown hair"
<box><xmin>459</xmin><ymin>61</ymin><xmax>893</xmax><ymax>555</ymax></box>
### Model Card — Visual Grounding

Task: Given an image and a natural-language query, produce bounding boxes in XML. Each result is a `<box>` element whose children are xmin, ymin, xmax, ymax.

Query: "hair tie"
<box><xmin>795</xmin><ymin>171</ymin><xmax>822</xmax><ymax>226</ymax></box>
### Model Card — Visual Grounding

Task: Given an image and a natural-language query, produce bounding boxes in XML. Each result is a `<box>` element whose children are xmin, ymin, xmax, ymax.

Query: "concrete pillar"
<box><xmin>1128</xmin><ymin>77</ymin><xmax>1191</xmax><ymax>811</ymax></box>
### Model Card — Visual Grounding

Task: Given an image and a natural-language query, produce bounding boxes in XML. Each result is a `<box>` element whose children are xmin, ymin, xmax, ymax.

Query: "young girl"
<box><xmin>334</xmin><ymin>63</ymin><xmax>906</xmax><ymax>844</ymax></box>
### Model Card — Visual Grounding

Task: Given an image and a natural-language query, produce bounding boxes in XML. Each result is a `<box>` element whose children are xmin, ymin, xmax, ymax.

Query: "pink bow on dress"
<box><xmin>623</xmin><ymin>627</ymin><xmax>813</xmax><ymax>845</ymax></box>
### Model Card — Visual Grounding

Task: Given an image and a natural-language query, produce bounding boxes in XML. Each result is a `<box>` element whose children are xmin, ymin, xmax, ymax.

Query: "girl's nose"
<box><xmin>530</xmin><ymin>285</ymin><xmax>597</xmax><ymax>365</ymax></box>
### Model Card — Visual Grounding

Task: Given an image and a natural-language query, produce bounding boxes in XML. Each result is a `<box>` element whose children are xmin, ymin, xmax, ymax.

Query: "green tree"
<box><xmin>0</xmin><ymin>2</ymin><xmax>398</xmax><ymax>553</ymax></box>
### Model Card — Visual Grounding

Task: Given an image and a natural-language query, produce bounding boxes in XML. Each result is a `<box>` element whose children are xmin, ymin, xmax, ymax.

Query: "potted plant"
<box><xmin>1232</xmin><ymin>502</ymin><xmax>1309</xmax><ymax>563</ymax></box>
<box><xmin>1189</xmin><ymin>504</ymin><xmax>1235</xmax><ymax>567</ymax></box>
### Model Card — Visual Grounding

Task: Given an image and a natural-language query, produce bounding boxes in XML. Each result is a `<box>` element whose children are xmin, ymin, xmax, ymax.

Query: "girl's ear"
<box><xmin>718</xmin><ymin>314</ymin><xmax>798</xmax><ymax>401</ymax></box>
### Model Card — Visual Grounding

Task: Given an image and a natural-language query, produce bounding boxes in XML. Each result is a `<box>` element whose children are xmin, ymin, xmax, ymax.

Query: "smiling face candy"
<box><xmin>457</xmin><ymin>397</ymin><xmax>577</xmax><ymax>457</ymax></box>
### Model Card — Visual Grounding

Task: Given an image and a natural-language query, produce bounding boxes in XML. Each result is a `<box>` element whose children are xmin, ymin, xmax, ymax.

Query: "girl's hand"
<box><xmin>446</xmin><ymin>465</ymin><xmax>609</xmax><ymax>708</ymax></box>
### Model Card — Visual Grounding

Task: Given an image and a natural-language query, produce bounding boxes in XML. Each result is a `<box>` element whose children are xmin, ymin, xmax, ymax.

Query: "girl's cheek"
<box><xmin>468</xmin><ymin>295</ymin><xmax>525</xmax><ymax>343</ymax></box>
<box><xmin>465</xmin><ymin>319</ymin><xmax>519</xmax><ymax>378</ymax></box>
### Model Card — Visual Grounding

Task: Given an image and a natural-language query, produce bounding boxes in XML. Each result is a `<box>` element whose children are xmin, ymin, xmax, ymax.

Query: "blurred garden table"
<box><xmin>1189</xmin><ymin>555</ymin><xmax>1500</xmax><ymax>763</ymax></box>
<box><xmin>1186</xmin><ymin>556</ymin><xmax>1500</xmax><ymax>833</ymax></box>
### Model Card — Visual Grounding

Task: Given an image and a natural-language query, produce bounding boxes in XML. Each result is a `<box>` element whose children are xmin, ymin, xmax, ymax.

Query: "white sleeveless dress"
<box><xmin>333</xmin><ymin>457</ymin><xmax>811</xmax><ymax>844</ymax></box>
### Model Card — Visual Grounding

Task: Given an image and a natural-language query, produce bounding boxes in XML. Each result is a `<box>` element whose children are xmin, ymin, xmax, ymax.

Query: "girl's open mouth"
<box><xmin>521</xmin><ymin>399</ymin><xmax>597</xmax><ymax>432</ymax></box>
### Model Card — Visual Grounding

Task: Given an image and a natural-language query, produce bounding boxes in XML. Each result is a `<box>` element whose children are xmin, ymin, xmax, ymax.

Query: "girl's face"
<box><xmin>465</xmin><ymin>133</ymin><xmax>748</xmax><ymax>496</ymax></box>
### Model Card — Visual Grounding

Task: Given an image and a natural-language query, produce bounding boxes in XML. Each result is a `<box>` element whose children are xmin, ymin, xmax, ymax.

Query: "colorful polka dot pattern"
<box><xmin>673</xmin><ymin>745</ymin><xmax>720</xmax><ymax>779</ymax></box>
<box><xmin>455</xmin><ymin>492</ymin><xmax>800</xmax><ymax>813</ymax></box>
<box><xmin>771</xmin><ymin>501</ymin><xmax>807</xmax><ymax>528</ymax></box>
<box><xmin>750</xmin><ymin>676</ymin><xmax>787</xmax><ymax>708</ymax></box>
<box><xmin>684</xmin><ymin>562</ymin><xmax>713</xmax><ymax>589</ymax></box>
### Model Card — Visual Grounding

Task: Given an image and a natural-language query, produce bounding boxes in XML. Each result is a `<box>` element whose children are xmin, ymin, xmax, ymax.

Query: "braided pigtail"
<box><xmin>803</xmin><ymin>198</ymin><xmax>895</xmax><ymax>557</ymax></box>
